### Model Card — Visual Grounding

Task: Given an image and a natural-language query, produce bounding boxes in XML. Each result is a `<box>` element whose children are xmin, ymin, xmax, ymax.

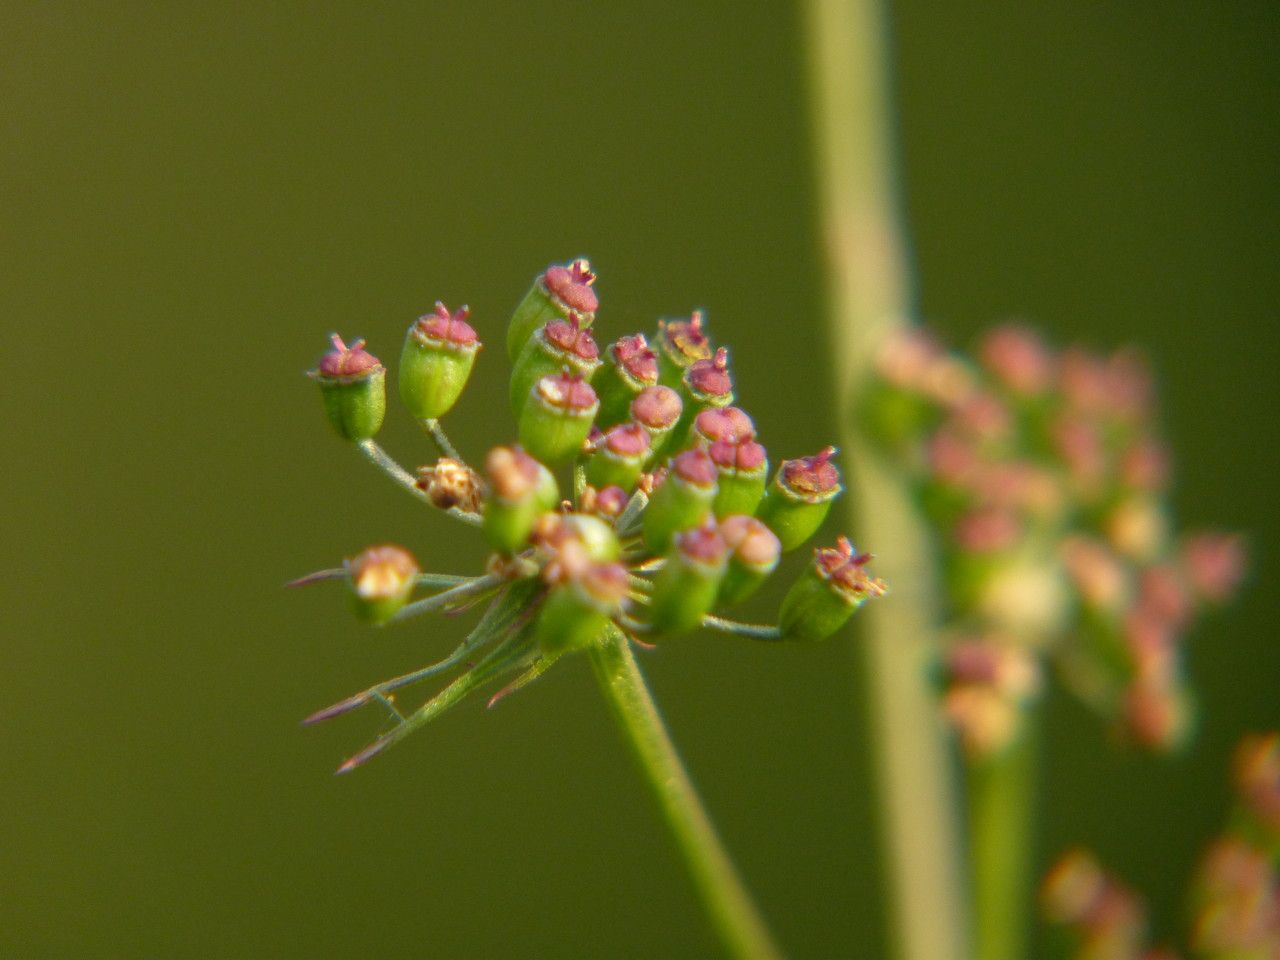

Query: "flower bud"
<box><xmin>533</xmin><ymin>512</ymin><xmax>622</xmax><ymax>590</ymax></box>
<box><xmin>398</xmin><ymin>303</ymin><xmax>481</xmax><ymax>420</ymax></box>
<box><xmin>482</xmin><ymin>446</ymin><xmax>544</xmax><ymax>554</ymax></box>
<box><xmin>346</xmin><ymin>544</ymin><xmax>419</xmax><ymax>624</ymax></box>
<box><xmin>668</xmin><ymin>348</ymin><xmax>735</xmax><ymax>453</ymax></box>
<box><xmin>581</xmin><ymin>484</ymin><xmax>629</xmax><ymax>521</ymax></box>
<box><xmin>642</xmin><ymin>447</ymin><xmax>719</xmax><ymax>554</ymax></box>
<box><xmin>586</xmin><ymin>422</ymin><xmax>651</xmax><ymax>492</ymax></box>
<box><xmin>518</xmin><ymin>371</ymin><xmax>599</xmax><ymax>465</ymax></box>
<box><xmin>708</xmin><ymin>439</ymin><xmax>768</xmax><ymax>519</ymax></box>
<box><xmin>717</xmin><ymin>515</ymin><xmax>781</xmax><ymax>606</ymax></box>
<box><xmin>779</xmin><ymin>538</ymin><xmax>886</xmax><ymax>641</ymax></box>
<box><xmin>559</xmin><ymin>512</ymin><xmax>623</xmax><ymax>562</ymax></box>
<box><xmin>756</xmin><ymin>446</ymin><xmax>842</xmax><ymax>551</ymax></box>
<box><xmin>656</xmin><ymin>311</ymin><xmax>712</xmax><ymax>388</ymax></box>
<box><xmin>535</xmin><ymin>562</ymin><xmax>629</xmax><ymax>655</ymax></box>
<box><xmin>630</xmin><ymin>385</ymin><xmax>683</xmax><ymax>462</ymax></box>
<box><xmin>507</xmin><ymin>258</ymin><xmax>598</xmax><ymax>360</ymax></box>
<box><xmin>693</xmin><ymin>406</ymin><xmax>756</xmax><ymax>446</ymax></box>
<box><xmin>1233</xmin><ymin>733</ymin><xmax>1280</xmax><ymax>838</ymax></box>
<box><xmin>1122</xmin><ymin>678</ymin><xmax>1191</xmax><ymax>752</ymax></box>
<box><xmin>648</xmin><ymin>523</ymin><xmax>728</xmax><ymax>636</ymax></box>
<box><xmin>509</xmin><ymin>312</ymin><xmax>601</xmax><ymax>417</ymax></box>
<box><xmin>310</xmin><ymin>335</ymin><xmax>386</xmax><ymax>441</ymax></box>
<box><xmin>593</xmin><ymin>334</ymin><xmax>660</xmax><ymax>427</ymax></box>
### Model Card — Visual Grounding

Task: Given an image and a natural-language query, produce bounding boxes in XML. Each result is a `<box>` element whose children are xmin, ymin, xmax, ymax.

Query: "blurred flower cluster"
<box><xmin>299</xmin><ymin>259</ymin><xmax>885</xmax><ymax>770</ymax></box>
<box><xmin>864</xmin><ymin>325</ymin><xmax>1246</xmax><ymax>758</ymax></box>
<box><xmin>1042</xmin><ymin>731</ymin><xmax>1280</xmax><ymax>959</ymax></box>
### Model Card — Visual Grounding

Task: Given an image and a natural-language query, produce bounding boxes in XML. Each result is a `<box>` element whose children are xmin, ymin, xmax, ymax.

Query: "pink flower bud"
<box><xmin>543</xmin><ymin>258</ymin><xmax>599</xmax><ymax>314</ymax></box>
<box><xmin>318</xmin><ymin>334</ymin><xmax>382</xmax><ymax>377</ymax></box>
<box><xmin>978</xmin><ymin>324</ymin><xmax>1055</xmax><ymax>395</ymax></box>
<box><xmin>694</xmin><ymin>406</ymin><xmax>756</xmax><ymax>445</ymax></box>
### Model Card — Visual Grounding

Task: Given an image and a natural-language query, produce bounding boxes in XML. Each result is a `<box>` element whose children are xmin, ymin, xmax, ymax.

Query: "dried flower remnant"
<box><xmin>864</xmin><ymin>324</ymin><xmax>1246</xmax><ymax>758</ymax></box>
<box><xmin>295</xmin><ymin>258</ymin><xmax>884</xmax><ymax>773</ymax></box>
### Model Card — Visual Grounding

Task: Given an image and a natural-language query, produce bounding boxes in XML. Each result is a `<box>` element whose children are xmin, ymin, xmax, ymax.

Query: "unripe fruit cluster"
<box><xmin>309</xmin><ymin>259</ymin><xmax>886</xmax><ymax>653</ymax></box>
<box><xmin>865</xmin><ymin>325</ymin><xmax>1246</xmax><ymax>757</ymax></box>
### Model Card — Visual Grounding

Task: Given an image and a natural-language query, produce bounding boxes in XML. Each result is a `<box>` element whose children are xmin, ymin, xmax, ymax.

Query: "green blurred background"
<box><xmin>2</xmin><ymin>2</ymin><xmax>1276</xmax><ymax>957</ymax></box>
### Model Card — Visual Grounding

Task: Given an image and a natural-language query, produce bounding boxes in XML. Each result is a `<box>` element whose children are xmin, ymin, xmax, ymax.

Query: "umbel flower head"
<box><xmin>296</xmin><ymin>258</ymin><xmax>885</xmax><ymax>772</ymax></box>
<box><xmin>864</xmin><ymin>325</ymin><xmax>1247</xmax><ymax>759</ymax></box>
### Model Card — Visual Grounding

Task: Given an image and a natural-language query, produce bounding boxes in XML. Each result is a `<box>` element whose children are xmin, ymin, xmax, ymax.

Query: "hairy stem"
<box><xmin>802</xmin><ymin>1</ymin><xmax>968</xmax><ymax>958</ymax></box>
<box><xmin>589</xmin><ymin>628</ymin><xmax>783</xmax><ymax>960</ymax></box>
<box><xmin>968</xmin><ymin>725</ymin><xmax>1036</xmax><ymax>960</ymax></box>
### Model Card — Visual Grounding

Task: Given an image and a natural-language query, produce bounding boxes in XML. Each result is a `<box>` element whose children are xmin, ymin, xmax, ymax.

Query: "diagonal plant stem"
<box><xmin>802</xmin><ymin>1</ymin><xmax>969</xmax><ymax>959</ymax></box>
<box><xmin>589</xmin><ymin>627</ymin><xmax>783</xmax><ymax>960</ymax></box>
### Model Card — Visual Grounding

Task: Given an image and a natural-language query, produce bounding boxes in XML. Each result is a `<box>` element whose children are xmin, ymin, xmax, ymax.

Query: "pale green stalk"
<box><xmin>589</xmin><ymin>627</ymin><xmax>783</xmax><ymax>960</ymax></box>
<box><xmin>968</xmin><ymin>727</ymin><xmax>1036</xmax><ymax>960</ymax></box>
<box><xmin>802</xmin><ymin>1</ymin><xmax>968</xmax><ymax>959</ymax></box>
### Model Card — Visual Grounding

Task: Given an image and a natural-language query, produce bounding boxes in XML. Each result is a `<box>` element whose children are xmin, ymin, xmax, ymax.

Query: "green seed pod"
<box><xmin>482</xmin><ymin>446</ymin><xmax>544</xmax><ymax>554</ymax></box>
<box><xmin>708</xmin><ymin>439</ymin><xmax>768</xmax><ymax>519</ymax></box>
<box><xmin>717</xmin><ymin>515</ymin><xmax>781</xmax><ymax>606</ymax></box>
<box><xmin>779</xmin><ymin>538</ymin><xmax>886</xmax><ymax>641</ymax></box>
<box><xmin>398</xmin><ymin>303</ymin><xmax>481</xmax><ymax>420</ymax></box>
<box><xmin>586</xmin><ymin>422</ymin><xmax>651</xmax><ymax>492</ymax></box>
<box><xmin>535</xmin><ymin>562</ymin><xmax>629</xmax><ymax>655</ymax></box>
<box><xmin>756</xmin><ymin>446</ymin><xmax>843</xmax><ymax>552</ymax></box>
<box><xmin>311</xmin><ymin>335</ymin><xmax>386</xmax><ymax>441</ymax></box>
<box><xmin>509</xmin><ymin>312</ymin><xmax>601</xmax><ymax>417</ymax></box>
<box><xmin>507</xmin><ymin>258</ymin><xmax>598</xmax><ymax>360</ymax></box>
<box><xmin>630</xmin><ymin>385</ymin><xmax>683</xmax><ymax>463</ymax></box>
<box><xmin>692</xmin><ymin>406</ymin><xmax>756</xmax><ymax>447</ymax></box>
<box><xmin>668</xmin><ymin>348</ymin><xmax>735</xmax><ymax>453</ymax></box>
<box><xmin>642</xmin><ymin>447</ymin><xmax>719</xmax><ymax>554</ymax></box>
<box><xmin>655</xmin><ymin>311</ymin><xmax>712</xmax><ymax>389</ymax></box>
<box><xmin>593</xmin><ymin>334</ymin><xmax>659</xmax><ymax>428</ymax></box>
<box><xmin>346</xmin><ymin>544</ymin><xmax>419</xmax><ymax>624</ymax></box>
<box><xmin>648</xmin><ymin>524</ymin><xmax>728</xmax><ymax>636</ymax></box>
<box><xmin>518</xmin><ymin>371</ymin><xmax>599</xmax><ymax>465</ymax></box>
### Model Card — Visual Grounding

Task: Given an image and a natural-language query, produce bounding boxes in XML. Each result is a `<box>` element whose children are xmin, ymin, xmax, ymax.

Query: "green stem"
<box><xmin>418</xmin><ymin>417</ymin><xmax>463</xmax><ymax>461</ymax></box>
<box><xmin>589</xmin><ymin>628</ymin><xmax>783</xmax><ymax>960</ymax></box>
<box><xmin>802</xmin><ymin>1</ymin><xmax>969</xmax><ymax>959</ymax></box>
<box><xmin>387</xmin><ymin>573</ymin><xmax>503</xmax><ymax>623</ymax></box>
<box><xmin>700</xmin><ymin>615</ymin><xmax>784</xmax><ymax>641</ymax></box>
<box><xmin>968</xmin><ymin>724</ymin><xmax>1036</xmax><ymax>960</ymax></box>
